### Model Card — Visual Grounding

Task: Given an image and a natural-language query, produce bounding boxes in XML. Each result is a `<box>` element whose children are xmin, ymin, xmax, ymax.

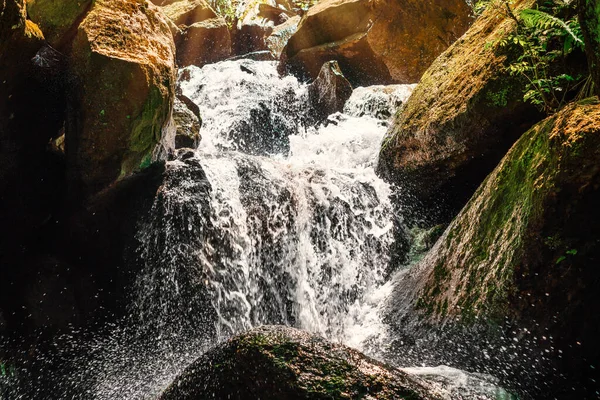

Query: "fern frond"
<box><xmin>519</xmin><ymin>9</ymin><xmax>584</xmax><ymax>47</ymax></box>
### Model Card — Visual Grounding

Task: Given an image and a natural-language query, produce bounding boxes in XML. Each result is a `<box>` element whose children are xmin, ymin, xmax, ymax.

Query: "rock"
<box><xmin>160</xmin><ymin>326</ymin><xmax>439</xmax><ymax>400</ymax></box>
<box><xmin>173</xmin><ymin>94</ymin><xmax>202</xmax><ymax>149</ymax></box>
<box><xmin>161</xmin><ymin>0</ymin><xmax>217</xmax><ymax>25</ymax></box>
<box><xmin>343</xmin><ymin>84</ymin><xmax>416</xmax><ymax>120</ymax></box>
<box><xmin>306</xmin><ymin>61</ymin><xmax>353</xmax><ymax>125</ymax></box>
<box><xmin>232</xmin><ymin>22</ymin><xmax>273</xmax><ymax>55</ymax></box>
<box><xmin>280</xmin><ymin>0</ymin><xmax>471</xmax><ymax>86</ymax></box>
<box><xmin>25</xmin><ymin>0</ymin><xmax>92</xmax><ymax>49</ymax></box>
<box><xmin>176</xmin><ymin>17</ymin><xmax>232</xmax><ymax>67</ymax></box>
<box><xmin>68</xmin><ymin>0</ymin><xmax>176</xmax><ymax>196</ymax></box>
<box><xmin>388</xmin><ymin>99</ymin><xmax>600</xmax><ymax>398</ymax></box>
<box><xmin>265</xmin><ymin>15</ymin><xmax>300</xmax><ymax>58</ymax></box>
<box><xmin>377</xmin><ymin>0</ymin><xmax>543</xmax><ymax>224</ymax></box>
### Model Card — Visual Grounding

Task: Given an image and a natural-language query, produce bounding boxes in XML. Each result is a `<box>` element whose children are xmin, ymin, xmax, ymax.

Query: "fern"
<box><xmin>519</xmin><ymin>9</ymin><xmax>584</xmax><ymax>48</ymax></box>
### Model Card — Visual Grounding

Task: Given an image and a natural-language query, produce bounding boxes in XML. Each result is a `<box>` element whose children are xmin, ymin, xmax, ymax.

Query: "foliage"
<box><xmin>210</xmin><ymin>0</ymin><xmax>236</xmax><ymax>27</ymax></box>
<box><xmin>496</xmin><ymin>0</ymin><xmax>588</xmax><ymax>113</ymax></box>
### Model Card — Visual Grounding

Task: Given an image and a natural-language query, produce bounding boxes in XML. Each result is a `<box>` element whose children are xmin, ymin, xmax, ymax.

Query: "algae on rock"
<box><xmin>377</xmin><ymin>0</ymin><xmax>542</xmax><ymax>223</ymax></box>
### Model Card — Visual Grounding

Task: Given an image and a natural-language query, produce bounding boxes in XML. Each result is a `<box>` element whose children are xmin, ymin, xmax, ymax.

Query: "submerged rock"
<box><xmin>377</xmin><ymin>0</ymin><xmax>544</xmax><ymax>223</ymax></box>
<box><xmin>160</xmin><ymin>326</ymin><xmax>438</xmax><ymax>400</ymax></box>
<box><xmin>280</xmin><ymin>0</ymin><xmax>471</xmax><ymax>86</ymax></box>
<box><xmin>69</xmin><ymin>0</ymin><xmax>176</xmax><ymax>196</ymax></box>
<box><xmin>388</xmin><ymin>99</ymin><xmax>600</xmax><ymax>398</ymax></box>
<box><xmin>343</xmin><ymin>84</ymin><xmax>416</xmax><ymax>121</ymax></box>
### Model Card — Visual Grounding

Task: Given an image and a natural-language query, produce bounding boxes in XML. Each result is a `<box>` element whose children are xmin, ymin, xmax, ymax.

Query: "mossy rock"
<box><xmin>26</xmin><ymin>0</ymin><xmax>91</xmax><ymax>49</ymax></box>
<box><xmin>160</xmin><ymin>326</ymin><xmax>438</xmax><ymax>399</ymax></box>
<box><xmin>377</xmin><ymin>0</ymin><xmax>543</xmax><ymax>223</ymax></box>
<box><xmin>69</xmin><ymin>0</ymin><xmax>176</xmax><ymax>196</ymax></box>
<box><xmin>390</xmin><ymin>99</ymin><xmax>600</xmax><ymax>397</ymax></box>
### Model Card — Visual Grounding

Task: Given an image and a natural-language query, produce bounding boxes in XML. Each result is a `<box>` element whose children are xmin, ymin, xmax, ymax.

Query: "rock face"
<box><xmin>306</xmin><ymin>61</ymin><xmax>353</xmax><ymax>124</ymax></box>
<box><xmin>377</xmin><ymin>0</ymin><xmax>542</xmax><ymax>223</ymax></box>
<box><xmin>280</xmin><ymin>0</ymin><xmax>472</xmax><ymax>86</ymax></box>
<box><xmin>160</xmin><ymin>326</ymin><xmax>438</xmax><ymax>400</ymax></box>
<box><xmin>388</xmin><ymin>100</ymin><xmax>600</xmax><ymax>398</ymax></box>
<box><xmin>69</xmin><ymin>0</ymin><xmax>176</xmax><ymax>196</ymax></box>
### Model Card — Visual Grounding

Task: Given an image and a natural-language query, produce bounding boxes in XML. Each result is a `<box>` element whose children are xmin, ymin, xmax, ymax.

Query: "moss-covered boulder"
<box><xmin>279</xmin><ymin>0</ymin><xmax>471</xmax><ymax>86</ymax></box>
<box><xmin>69</xmin><ymin>0</ymin><xmax>176</xmax><ymax>196</ymax></box>
<box><xmin>160</xmin><ymin>326</ymin><xmax>438</xmax><ymax>399</ymax></box>
<box><xmin>377</xmin><ymin>0</ymin><xmax>543</xmax><ymax>223</ymax></box>
<box><xmin>389</xmin><ymin>99</ymin><xmax>600</xmax><ymax>397</ymax></box>
<box><xmin>26</xmin><ymin>0</ymin><xmax>91</xmax><ymax>49</ymax></box>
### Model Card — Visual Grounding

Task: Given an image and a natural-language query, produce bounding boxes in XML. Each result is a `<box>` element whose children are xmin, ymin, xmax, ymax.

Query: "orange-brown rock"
<box><xmin>176</xmin><ymin>17</ymin><xmax>232</xmax><ymax>67</ymax></box>
<box><xmin>280</xmin><ymin>0</ymin><xmax>472</xmax><ymax>86</ymax></box>
<box><xmin>377</xmin><ymin>0</ymin><xmax>544</xmax><ymax>223</ymax></box>
<box><xmin>69</xmin><ymin>0</ymin><xmax>177</xmax><ymax>196</ymax></box>
<box><xmin>158</xmin><ymin>0</ymin><xmax>231</xmax><ymax>67</ymax></box>
<box><xmin>161</xmin><ymin>0</ymin><xmax>217</xmax><ymax>25</ymax></box>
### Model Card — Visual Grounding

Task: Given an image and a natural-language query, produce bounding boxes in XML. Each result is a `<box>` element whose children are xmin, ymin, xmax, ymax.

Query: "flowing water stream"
<box><xmin>1</xmin><ymin>59</ymin><xmax>516</xmax><ymax>399</ymax></box>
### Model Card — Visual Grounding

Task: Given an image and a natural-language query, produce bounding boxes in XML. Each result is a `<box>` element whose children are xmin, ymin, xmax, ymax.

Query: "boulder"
<box><xmin>388</xmin><ymin>99</ymin><xmax>600</xmax><ymax>398</ymax></box>
<box><xmin>377</xmin><ymin>0</ymin><xmax>543</xmax><ymax>224</ymax></box>
<box><xmin>306</xmin><ymin>61</ymin><xmax>353</xmax><ymax>125</ymax></box>
<box><xmin>25</xmin><ymin>0</ymin><xmax>92</xmax><ymax>49</ymax></box>
<box><xmin>265</xmin><ymin>15</ymin><xmax>300</xmax><ymax>58</ymax></box>
<box><xmin>160</xmin><ymin>326</ymin><xmax>438</xmax><ymax>400</ymax></box>
<box><xmin>176</xmin><ymin>17</ymin><xmax>232</xmax><ymax>67</ymax></box>
<box><xmin>280</xmin><ymin>0</ymin><xmax>472</xmax><ymax>86</ymax></box>
<box><xmin>233</xmin><ymin>0</ymin><xmax>296</xmax><ymax>55</ymax></box>
<box><xmin>161</xmin><ymin>0</ymin><xmax>217</xmax><ymax>25</ymax></box>
<box><xmin>68</xmin><ymin>0</ymin><xmax>177</xmax><ymax>196</ymax></box>
<box><xmin>173</xmin><ymin>94</ymin><xmax>202</xmax><ymax>149</ymax></box>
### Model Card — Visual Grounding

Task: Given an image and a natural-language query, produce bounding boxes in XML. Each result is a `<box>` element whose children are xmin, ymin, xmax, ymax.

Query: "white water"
<box><xmin>1</xmin><ymin>60</ymin><xmax>515</xmax><ymax>400</ymax></box>
<box><xmin>174</xmin><ymin>60</ymin><xmax>399</xmax><ymax>345</ymax></box>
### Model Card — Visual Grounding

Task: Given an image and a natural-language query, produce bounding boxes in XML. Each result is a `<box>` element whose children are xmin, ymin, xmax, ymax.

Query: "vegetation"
<box><xmin>490</xmin><ymin>0</ymin><xmax>590</xmax><ymax>113</ymax></box>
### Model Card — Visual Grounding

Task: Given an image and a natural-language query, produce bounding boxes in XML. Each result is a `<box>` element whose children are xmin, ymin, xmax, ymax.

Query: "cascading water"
<box><xmin>0</xmin><ymin>59</ymin><xmax>517</xmax><ymax>400</ymax></box>
<box><xmin>136</xmin><ymin>59</ymin><xmax>401</xmax><ymax>347</ymax></box>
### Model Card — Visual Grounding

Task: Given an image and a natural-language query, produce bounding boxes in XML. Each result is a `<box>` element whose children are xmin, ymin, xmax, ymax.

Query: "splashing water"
<box><xmin>1</xmin><ymin>60</ymin><xmax>515</xmax><ymax>399</ymax></box>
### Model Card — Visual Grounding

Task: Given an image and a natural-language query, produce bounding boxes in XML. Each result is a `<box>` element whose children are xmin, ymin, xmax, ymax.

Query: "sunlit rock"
<box><xmin>69</xmin><ymin>0</ymin><xmax>176</xmax><ymax>196</ymax></box>
<box><xmin>280</xmin><ymin>0</ymin><xmax>471</xmax><ymax>86</ymax></box>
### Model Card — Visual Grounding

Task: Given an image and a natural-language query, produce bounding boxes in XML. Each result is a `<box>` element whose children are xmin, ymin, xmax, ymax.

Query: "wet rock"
<box><xmin>306</xmin><ymin>61</ymin><xmax>353</xmax><ymax>125</ymax></box>
<box><xmin>388</xmin><ymin>99</ymin><xmax>600</xmax><ymax>398</ymax></box>
<box><xmin>377</xmin><ymin>0</ymin><xmax>543</xmax><ymax>224</ymax></box>
<box><xmin>173</xmin><ymin>94</ymin><xmax>202</xmax><ymax>149</ymax></box>
<box><xmin>280</xmin><ymin>0</ymin><xmax>471</xmax><ymax>86</ymax></box>
<box><xmin>68</xmin><ymin>0</ymin><xmax>176</xmax><ymax>196</ymax></box>
<box><xmin>26</xmin><ymin>0</ymin><xmax>91</xmax><ymax>49</ymax></box>
<box><xmin>265</xmin><ymin>15</ymin><xmax>300</xmax><ymax>58</ymax></box>
<box><xmin>160</xmin><ymin>325</ymin><xmax>438</xmax><ymax>400</ymax></box>
<box><xmin>233</xmin><ymin>0</ymin><xmax>297</xmax><ymax>56</ymax></box>
<box><xmin>176</xmin><ymin>17</ymin><xmax>232</xmax><ymax>67</ymax></box>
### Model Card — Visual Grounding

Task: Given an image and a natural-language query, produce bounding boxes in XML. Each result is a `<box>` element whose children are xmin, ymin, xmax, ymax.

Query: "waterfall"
<box><xmin>135</xmin><ymin>60</ymin><xmax>404</xmax><ymax>348</ymax></box>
